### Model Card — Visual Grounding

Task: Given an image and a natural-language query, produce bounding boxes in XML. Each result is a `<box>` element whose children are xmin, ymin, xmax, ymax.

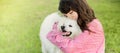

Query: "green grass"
<box><xmin>0</xmin><ymin>0</ymin><xmax>120</xmax><ymax>53</ymax></box>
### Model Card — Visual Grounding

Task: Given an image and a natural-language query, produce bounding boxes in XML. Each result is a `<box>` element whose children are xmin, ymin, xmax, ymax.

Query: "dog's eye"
<box><xmin>69</xmin><ymin>25</ymin><xmax>72</xmax><ymax>27</ymax></box>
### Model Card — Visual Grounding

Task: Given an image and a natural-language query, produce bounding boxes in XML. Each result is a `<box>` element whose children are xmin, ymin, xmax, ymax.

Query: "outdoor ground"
<box><xmin>0</xmin><ymin>0</ymin><xmax>120</xmax><ymax>53</ymax></box>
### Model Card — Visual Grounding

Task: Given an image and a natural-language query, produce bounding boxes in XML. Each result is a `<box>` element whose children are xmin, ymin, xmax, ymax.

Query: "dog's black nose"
<box><xmin>61</xmin><ymin>26</ymin><xmax>65</xmax><ymax>30</ymax></box>
<box><xmin>61</xmin><ymin>26</ymin><xmax>66</xmax><ymax>32</ymax></box>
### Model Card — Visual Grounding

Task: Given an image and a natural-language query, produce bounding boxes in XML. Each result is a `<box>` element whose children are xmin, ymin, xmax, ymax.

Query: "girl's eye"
<box><xmin>69</xmin><ymin>11</ymin><xmax>73</xmax><ymax>14</ymax></box>
<box><xmin>64</xmin><ymin>15</ymin><xmax>68</xmax><ymax>17</ymax></box>
<box><xmin>69</xmin><ymin>25</ymin><xmax>72</xmax><ymax>27</ymax></box>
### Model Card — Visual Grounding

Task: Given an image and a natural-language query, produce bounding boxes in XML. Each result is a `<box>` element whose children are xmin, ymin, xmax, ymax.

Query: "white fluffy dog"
<box><xmin>39</xmin><ymin>12</ymin><xmax>81</xmax><ymax>53</ymax></box>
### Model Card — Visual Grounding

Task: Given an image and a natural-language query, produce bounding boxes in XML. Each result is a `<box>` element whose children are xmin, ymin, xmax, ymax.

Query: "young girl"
<box><xmin>47</xmin><ymin>0</ymin><xmax>105</xmax><ymax>53</ymax></box>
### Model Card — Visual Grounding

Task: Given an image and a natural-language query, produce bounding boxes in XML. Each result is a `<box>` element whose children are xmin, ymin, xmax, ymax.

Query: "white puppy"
<box><xmin>57</xmin><ymin>17</ymin><xmax>81</xmax><ymax>38</ymax></box>
<box><xmin>39</xmin><ymin>12</ymin><xmax>81</xmax><ymax>53</ymax></box>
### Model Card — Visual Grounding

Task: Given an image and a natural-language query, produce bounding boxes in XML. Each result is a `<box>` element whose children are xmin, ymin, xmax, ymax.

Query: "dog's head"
<box><xmin>58</xmin><ymin>17</ymin><xmax>81</xmax><ymax>38</ymax></box>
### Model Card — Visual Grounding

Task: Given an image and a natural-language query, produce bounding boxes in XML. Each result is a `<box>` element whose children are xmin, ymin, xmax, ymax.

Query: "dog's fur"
<box><xmin>39</xmin><ymin>12</ymin><xmax>81</xmax><ymax>53</ymax></box>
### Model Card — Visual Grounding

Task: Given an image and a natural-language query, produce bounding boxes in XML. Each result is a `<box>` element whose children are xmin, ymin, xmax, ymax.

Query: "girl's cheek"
<box><xmin>73</xmin><ymin>15</ymin><xmax>78</xmax><ymax>20</ymax></box>
<box><xmin>72</xmin><ymin>17</ymin><xmax>77</xmax><ymax>20</ymax></box>
<box><xmin>73</xmin><ymin>12</ymin><xmax>78</xmax><ymax>20</ymax></box>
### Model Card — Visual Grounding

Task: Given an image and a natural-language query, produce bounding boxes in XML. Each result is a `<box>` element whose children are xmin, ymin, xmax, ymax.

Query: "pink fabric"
<box><xmin>47</xmin><ymin>19</ymin><xmax>105</xmax><ymax>53</ymax></box>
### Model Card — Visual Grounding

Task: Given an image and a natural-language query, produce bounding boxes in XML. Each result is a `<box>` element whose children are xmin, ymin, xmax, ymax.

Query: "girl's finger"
<box><xmin>52</xmin><ymin>21</ymin><xmax>59</xmax><ymax>30</ymax></box>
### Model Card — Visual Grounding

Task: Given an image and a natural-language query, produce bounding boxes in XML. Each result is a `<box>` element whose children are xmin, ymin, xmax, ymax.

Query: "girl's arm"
<box><xmin>47</xmin><ymin>21</ymin><xmax>104</xmax><ymax>53</ymax></box>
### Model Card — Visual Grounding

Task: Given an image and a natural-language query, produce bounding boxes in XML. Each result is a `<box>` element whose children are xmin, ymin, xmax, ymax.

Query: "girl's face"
<box><xmin>63</xmin><ymin>10</ymin><xmax>78</xmax><ymax>20</ymax></box>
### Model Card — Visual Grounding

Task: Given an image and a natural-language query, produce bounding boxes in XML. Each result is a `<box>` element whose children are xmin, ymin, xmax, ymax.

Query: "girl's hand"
<box><xmin>51</xmin><ymin>21</ymin><xmax>62</xmax><ymax>34</ymax></box>
<box><xmin>52</xmin><ymin>22</ymin><xmax>59</xmax><ymax>32</ymax></box>
<box><xmin>47</xmin><ymin>21</ymin><xmax>62</xmax><ymax>41</ymax></box>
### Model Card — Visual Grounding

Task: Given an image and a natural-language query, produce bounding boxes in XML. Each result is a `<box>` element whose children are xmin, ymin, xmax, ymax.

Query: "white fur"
<box><xmin>39</xmin><ymin>12</ymin><xmax>81</xmax><ymax>53</ymax></box>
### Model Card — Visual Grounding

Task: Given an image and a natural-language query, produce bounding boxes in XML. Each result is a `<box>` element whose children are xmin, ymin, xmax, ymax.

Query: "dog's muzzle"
<box><xmin>61</xmin><ymin>26</ymin><xmax>72</xmax><ymax>36</ymax></box>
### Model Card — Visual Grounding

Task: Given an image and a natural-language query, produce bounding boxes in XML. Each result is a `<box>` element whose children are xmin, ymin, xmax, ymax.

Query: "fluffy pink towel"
<box><xmin>47</xmin><ymin>19</ymin><xmax>105</xmax><ymax>53</ymax></box>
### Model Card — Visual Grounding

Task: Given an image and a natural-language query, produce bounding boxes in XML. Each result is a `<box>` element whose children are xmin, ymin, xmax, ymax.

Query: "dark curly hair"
<box><xmin>58</xmin><ymin>0</ymin><xmax>96</xmax><ymax>32</ymax></box>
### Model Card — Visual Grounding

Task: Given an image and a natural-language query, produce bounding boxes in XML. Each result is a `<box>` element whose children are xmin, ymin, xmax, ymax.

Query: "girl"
<box><xmin>47</xmin><ymin>0</ymin><xmax>105</xmax><ymax>53</ymax></box>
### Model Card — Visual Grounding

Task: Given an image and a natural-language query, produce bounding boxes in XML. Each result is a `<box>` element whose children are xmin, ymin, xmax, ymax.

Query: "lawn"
<box><xmin>0</xmin><ymin>0</ymin><xmax>120</xmax><ymax>53</ymax></box>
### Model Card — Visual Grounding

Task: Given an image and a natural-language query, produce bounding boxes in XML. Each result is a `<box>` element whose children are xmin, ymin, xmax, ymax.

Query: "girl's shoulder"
<box><xmin>88</xmin><ymin>19</ymin><xmax>102</xmax><ymax>26</ymax></box>
<box><xmin>87</xmin><ymin>19</ymin><xmax>104</xmax><ymax>33</ymax></box>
